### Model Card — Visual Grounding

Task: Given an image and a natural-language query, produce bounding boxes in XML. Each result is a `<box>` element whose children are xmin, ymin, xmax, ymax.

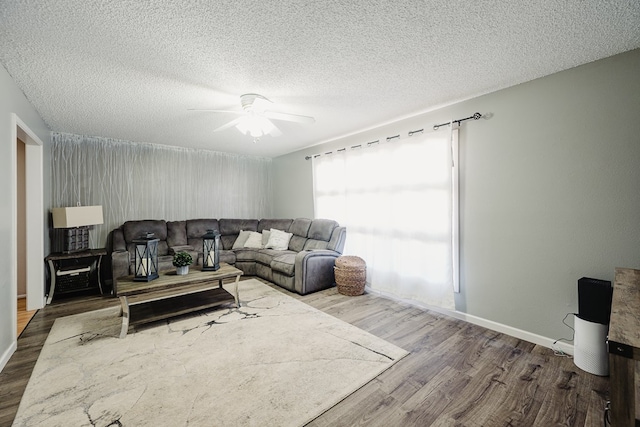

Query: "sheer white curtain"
<box><xmin>313</xmin><ymin>128</ymin><xmax>457</xmax><ymax>309</ymax></box>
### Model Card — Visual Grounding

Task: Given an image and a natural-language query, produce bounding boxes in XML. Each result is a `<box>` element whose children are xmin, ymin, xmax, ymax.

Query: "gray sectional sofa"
<box><xmin>110</xmin><ymin>218</ymin><xmax>346</xmax><ymax>295</ymax></box>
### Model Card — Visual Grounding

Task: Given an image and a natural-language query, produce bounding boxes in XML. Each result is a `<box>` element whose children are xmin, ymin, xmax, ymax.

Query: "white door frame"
<box><xmin>11</xmin><ymin>113</ymin><xmax>45</xmax><ymax>334</ymax></box>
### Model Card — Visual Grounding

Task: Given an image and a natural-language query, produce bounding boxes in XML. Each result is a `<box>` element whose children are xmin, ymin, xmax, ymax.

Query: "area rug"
<box><xmin>13</xmin><ymin>279</ymin><xmax>408</xmax><ymax>427</ymax></box>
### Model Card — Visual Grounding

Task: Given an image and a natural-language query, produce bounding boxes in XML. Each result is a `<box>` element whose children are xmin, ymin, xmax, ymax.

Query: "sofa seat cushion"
<box><xmin>271</xmin><ymin>253</ymin><xmax>296</xmax><ymax>276</ymax></box>
<box><xmin>219</xmin><ymin>250</ymin><xmax>236</xmax><ymax>265</ymax></box>
<box><xmin>255</xmin><ymin>249</ymin><xmax>295</xmax><ymax>266</ymax></box>
<box><xmin>234</xmin><ymin>248</ymin><xmax>260</xmax><ymax>262</ymax></box>
<box><xmin>168</xmin><ymin>245</ymin><xmax>195</xmax><ymax>255</ymax></box>
<box><xmin>158</xmin><ymin>255</ymin><xmax>174</xmax><ymax>272</ymax></box>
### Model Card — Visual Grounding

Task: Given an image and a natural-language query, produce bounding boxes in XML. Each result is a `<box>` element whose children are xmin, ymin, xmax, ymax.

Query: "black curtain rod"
<box><xmin>433</xmin><ymin>112</ymin><xmax>482</xmax><ymax>130</ymax></box>
<box><xmin>305</xmin><ymin>112</ymin><xmax>483</xmax><ymax>160</ymax></box>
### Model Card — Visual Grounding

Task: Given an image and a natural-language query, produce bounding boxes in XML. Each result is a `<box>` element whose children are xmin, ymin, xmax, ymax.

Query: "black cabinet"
<box><xmin>45</xmin><ymin>249</ymin><xmax>107</xmax><ymax>304</ymax></box>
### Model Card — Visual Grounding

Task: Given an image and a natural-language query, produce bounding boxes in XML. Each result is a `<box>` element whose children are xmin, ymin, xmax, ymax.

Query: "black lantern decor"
<box><xmin>202</xmin><ymin>229</ymin><xmax>221</xmax><ymax>271</ymax></box>
<box><xmin>133</xmin><ymin>232</ymin><xmax>159</xmax><ymax>281</ymax></box>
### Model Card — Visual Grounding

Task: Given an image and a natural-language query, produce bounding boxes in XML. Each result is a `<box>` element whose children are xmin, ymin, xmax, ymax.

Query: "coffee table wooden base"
<box><xmin>116</xmin><ymin>263</ymin><xmax>242</xmax><ymax>338</ymax></box>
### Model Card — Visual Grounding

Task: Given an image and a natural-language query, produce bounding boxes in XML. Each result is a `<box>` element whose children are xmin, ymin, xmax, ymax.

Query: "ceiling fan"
<box><xmin>189</xmin><ymin>93</ymin><xmax>315</xmax><ymax>140</ymax></box>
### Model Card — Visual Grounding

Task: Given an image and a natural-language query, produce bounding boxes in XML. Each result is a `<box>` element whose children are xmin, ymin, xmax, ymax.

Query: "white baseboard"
<box><xmin>446</xmin><ymin>310</ymin><xmax>574</xmax><ymax>356</ymax></box>
<box><xmin>0</xmin><ymin>341</ymin><xmax>17</xmax><ymax>374</ymax></box>
<box><xmin>364</xmin><ymin>286</ymin><xmax>574</xmax><ymax>356</ymax></box>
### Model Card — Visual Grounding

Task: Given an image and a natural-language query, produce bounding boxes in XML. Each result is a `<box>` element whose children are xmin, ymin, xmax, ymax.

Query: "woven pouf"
<box><xmin>334</xmin><ymin>256</ymin><xmax>366</xmax><ymax>296</ymax></box>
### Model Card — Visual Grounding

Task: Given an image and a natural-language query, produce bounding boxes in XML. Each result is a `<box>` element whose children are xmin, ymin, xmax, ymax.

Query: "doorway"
<box><xmin>16</xmin><ymin>137</ymin><xmax>36</xmax><ymax>335</ymax></box>
<box><xmin>11</xmin><ymin>114</ymin><xmax>45</xmax><ymax>342</ymax></box>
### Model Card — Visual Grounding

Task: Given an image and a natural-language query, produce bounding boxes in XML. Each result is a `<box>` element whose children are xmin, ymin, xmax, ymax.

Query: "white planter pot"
<box><xmin>176</xmin><ymin>266</ymin><xmax>189</xmax><ymax>275</ymax></box>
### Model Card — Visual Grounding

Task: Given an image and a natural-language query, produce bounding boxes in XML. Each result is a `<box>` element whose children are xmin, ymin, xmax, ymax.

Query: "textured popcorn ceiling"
<box><xmin>1</xmin><ymin>1</ymin><xmax>639</xmax><ymax>158</ymax></box>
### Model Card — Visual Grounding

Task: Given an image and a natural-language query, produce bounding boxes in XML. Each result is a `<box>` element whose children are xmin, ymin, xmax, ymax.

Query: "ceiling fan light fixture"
<box><xmin>235</xmin><ymin>115</ymin><xmax>275</xmax><ymax>138</ymax></box>
<box><xmin>195</xmin><ymin>93</ymin><xmax>312</xmax><ymax>138</ymax></box>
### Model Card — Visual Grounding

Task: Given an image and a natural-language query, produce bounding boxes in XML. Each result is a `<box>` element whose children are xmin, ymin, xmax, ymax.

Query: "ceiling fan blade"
<box><xmin>264</xmin><ymin>111</ymin><xmax>315</xmax><ymax>124</ymax></box>
<box><xmin>214</xmin><ymin>117</ymin><xmax>243</xmax><ymax>132</ymax></box>
<box><xmin>268</xmin><ymin>122</ymin><xmax>282</xmax><ymax>137</ymax></box>
<box><xmin>188</xmin><ymin>109</ymin><xmax>245</xmax><ymax>115</ymax></box>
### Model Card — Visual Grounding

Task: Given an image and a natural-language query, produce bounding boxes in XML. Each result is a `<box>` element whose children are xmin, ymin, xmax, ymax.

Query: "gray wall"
<box><xmin>0</xmin><ymin>63</ymin><xmax>50</xmax><ymax>366</ymax></box>
<box><xmin>273</xmin><ymin>49</ymin><xmax>640</xmax><ymax>341</ymax></box>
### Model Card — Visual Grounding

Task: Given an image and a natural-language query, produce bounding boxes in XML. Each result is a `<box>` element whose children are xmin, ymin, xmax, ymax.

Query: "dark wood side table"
<box><xmin>45</xmin><ymin>249</ymin><xmax>107</xmax><ymax>304</ymax></box>
<box><xmin>608</xmin><ymin>267</ymin><xmax>640</xmax><ymax>426</ymax></box>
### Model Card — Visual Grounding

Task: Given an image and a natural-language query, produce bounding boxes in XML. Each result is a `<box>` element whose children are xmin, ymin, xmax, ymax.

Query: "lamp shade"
<box><xmin>51</xmin><ymin>206</ymin><xmax>104</xmax><ymax>228</ymax></box>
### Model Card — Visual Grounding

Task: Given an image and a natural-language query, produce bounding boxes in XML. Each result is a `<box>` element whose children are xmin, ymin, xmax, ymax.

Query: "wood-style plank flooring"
<box><xmin>1</xmin><ymin>278</ymin><xmax>609</xmax><ymax>426</ymax></box>
<box><xmin>16</xmin><ymin>298</ymin><xmax>37</xmax><ymax>337</ymax></box>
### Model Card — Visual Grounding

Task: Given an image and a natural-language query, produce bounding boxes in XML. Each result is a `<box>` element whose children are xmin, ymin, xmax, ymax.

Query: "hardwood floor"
<box><xmin>1</xmin><ymin>278</ymin><xmax>609</xmax><ymax>426</ymax></box>
<box><xmin>16</xmin><ymin>298</ymin><xmax>37</xmax><ymax>337</ymax></box>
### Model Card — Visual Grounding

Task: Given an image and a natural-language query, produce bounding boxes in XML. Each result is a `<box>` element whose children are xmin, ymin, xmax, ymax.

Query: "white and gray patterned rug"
<box><xmin>13</xmin><ymin>279</ymin><xmax>408</xmax><ymax>427</ymax></box>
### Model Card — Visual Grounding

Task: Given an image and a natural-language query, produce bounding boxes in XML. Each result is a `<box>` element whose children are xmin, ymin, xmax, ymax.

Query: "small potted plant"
<box><xmin>172</xmin><ymin>251</ymin><xmax>193</xmax><ymax>275</ymax></box>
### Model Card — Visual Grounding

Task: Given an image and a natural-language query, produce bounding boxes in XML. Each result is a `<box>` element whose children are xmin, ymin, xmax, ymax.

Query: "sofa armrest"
<box><xmin>294</xmin><ymin>250</ymin><xmax>340</xmax><ymax>295</ymax></box>
<box><xmin>328</xmin><ymin>226</ymin><xmax>346</xmax><ymax>254</ymax></box>
<box><xmin>112</xmin><ymin>228</ymin><xmax>127</xmax><ymax>252</ymax></box>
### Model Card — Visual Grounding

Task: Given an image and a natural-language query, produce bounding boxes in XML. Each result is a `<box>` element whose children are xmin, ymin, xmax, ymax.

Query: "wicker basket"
<box><xmin>334</xmin><ymin>256</ymin><xmax>366</xmax><ymax>296</ymax></box>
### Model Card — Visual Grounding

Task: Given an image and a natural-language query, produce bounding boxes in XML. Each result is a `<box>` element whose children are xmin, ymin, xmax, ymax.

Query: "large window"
<box><xmin>313</xmin><ymin>128</ymin><xmax>458</xmax><ymax>309</ymax></box>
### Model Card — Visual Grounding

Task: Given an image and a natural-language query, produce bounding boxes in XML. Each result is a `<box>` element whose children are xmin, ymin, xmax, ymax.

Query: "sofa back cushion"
<box><xmin>123</xmin><ymin>220</ymin><xmax>167</xmax><ymax>242</ymax></box>
<box><xmin>219</xmin><ymin>219</ymin><xmax>259</xmax><ymax>249</ymax></box>
<box><xmin>258</xmin><ymin>219</ymin><xmax>293</xmax><ymax>233</ymax></box>
<box><xmin>288</xmin><ymin>218</ymin><xmax>312</xmax><ymax>252</ymax></box>
<box><xmin>308</xmin><ymin>219</ymin><xmax>337</xmax><ymax>241</ymax></box>
<box><xmin>186</xmin><ymin>219</ymin><xmax>219</xmax><ymax>252</ymax></box>
<box><xmin>167</xmin><ymin>220</ymin><xmax>188</xmax><ymax>247</ymax></box>
<box><xmin>122</xmin><ymin>220</ymin><xmax>169</xmax><ymax>257</ymax></box>
<box><xmin>302</xmin><ymin>219</ymin><xmax>338</xmax><ymax>251</ymax></box>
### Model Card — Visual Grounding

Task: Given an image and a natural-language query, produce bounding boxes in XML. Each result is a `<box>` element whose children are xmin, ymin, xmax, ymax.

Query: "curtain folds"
<box><xmin>51</xmin><ymin>133</ymin><xmax>273</xmax><ymax>248</ymax></box>
<box><xmin>313</xmin><ymin>128</ymin><xmax>457</xmax><ymax>309</ymax></box>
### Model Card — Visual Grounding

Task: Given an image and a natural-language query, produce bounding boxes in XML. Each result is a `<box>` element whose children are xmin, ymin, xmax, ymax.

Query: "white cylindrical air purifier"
<box><xmin>573</xmin><ymin>315</ymin><xmax>609</xmax><ymax>376</ymax></box>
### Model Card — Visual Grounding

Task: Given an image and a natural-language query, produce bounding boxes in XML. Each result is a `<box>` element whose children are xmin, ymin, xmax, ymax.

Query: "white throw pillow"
<box><xmin>232</xmin><ymin>230</ymin><xmax>252</xmax><ymax>249</ymax></box>
<box><xmin>265</xmin><ymin>228</ymin><xmax>293</xmax><ymax>251</ymax></box>
<box><xmin>243</xmin><ymin>231</ymin><xmax>263</xmax><ymax>249</ymax></box>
